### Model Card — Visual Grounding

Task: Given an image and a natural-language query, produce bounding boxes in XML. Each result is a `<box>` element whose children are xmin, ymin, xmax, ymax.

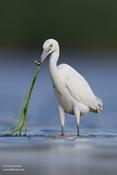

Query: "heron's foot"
<box><xmin>61</xmin><ymin>125</ymin><xmax>65</xmax><ymax>136</ymax></box>
<box><xmin>77</xmin><ymin>124</ymin><xmax>80</xmax><ymax>137</ymax></box>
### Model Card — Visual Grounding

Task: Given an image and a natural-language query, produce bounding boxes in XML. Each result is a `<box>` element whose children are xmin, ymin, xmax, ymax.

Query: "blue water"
<box><xmin>0</xmin><ymin>49</ymin><xmax>117</xmax><ymax>175</ymax></box>
<box><xmin>0</xmin><ymin>129</ymin><xmax>117</xmax><ymax>175</ymax></box>
<box><xmin>0</xmin><ymin>49</ymin><xmax>116</xmax><ymax>131</ymax></box>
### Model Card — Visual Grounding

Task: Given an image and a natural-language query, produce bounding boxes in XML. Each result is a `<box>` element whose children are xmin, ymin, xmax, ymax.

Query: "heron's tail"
<box><xmin>96</xmin><ymin>96</ymin><xmax>103</xmax><ymax>112</ymax></box>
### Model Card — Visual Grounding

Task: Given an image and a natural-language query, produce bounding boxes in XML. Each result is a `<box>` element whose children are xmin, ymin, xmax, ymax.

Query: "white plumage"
<box><xmin>59</xmin><ymin>64</ymin><xmax>102</xmax><ymax>112</ymax></box>
<box><xmin>38</xmin><ymin>39</ymin><xmax>103</xmax><ymax>136</ymax></box>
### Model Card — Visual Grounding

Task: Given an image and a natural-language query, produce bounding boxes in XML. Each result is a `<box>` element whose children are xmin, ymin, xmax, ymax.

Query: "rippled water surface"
<box><xmin>0</xmin><ymin>129</ymin><xmax>117</xmax><ymax>175</ymax></box>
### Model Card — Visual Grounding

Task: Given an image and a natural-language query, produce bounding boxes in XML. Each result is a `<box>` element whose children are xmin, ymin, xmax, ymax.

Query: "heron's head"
<box><xmin>38</xmin><ymin>39</ymin><xmax>59</xmax><ymax>64</ymax></box>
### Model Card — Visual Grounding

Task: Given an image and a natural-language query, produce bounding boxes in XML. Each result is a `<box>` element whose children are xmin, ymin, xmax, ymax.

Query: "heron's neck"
<box><xmin>49</xmin><ymin>49</ymin><xmax>59</xmax><ymax>78</ymax></box>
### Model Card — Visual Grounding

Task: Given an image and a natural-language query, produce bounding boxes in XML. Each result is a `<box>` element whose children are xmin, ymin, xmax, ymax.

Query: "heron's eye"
<box><xmin>50</xmin><ymin>44</ymin><xmax>53</xmax><ymax>48</ymax></box>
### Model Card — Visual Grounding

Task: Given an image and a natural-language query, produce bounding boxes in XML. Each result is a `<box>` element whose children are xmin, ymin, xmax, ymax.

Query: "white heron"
<box><xmin>37</xmin><ymin>39</ymin><xmax>103</xmax><ymax>136</ymax></box>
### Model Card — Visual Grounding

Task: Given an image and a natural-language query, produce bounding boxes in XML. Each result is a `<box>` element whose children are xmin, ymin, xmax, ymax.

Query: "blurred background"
<box><xmin>0</xmin><ymin>0</ymin><xmax>117</xmax><ymax>49</ymax></box>
<box><xmin>0</xmin><ymin>0</ymin><xmax>117</xmax><ymax>132</ymax></box>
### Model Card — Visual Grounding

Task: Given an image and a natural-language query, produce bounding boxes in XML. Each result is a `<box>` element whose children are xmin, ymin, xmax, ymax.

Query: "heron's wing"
<box><xmin>58</xmin><ymin>64</ymin><xmax>100</xmax><ymax>110</ymax></box>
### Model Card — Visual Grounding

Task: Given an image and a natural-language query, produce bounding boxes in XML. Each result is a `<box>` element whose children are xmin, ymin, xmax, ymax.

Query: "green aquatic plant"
<box><xmin>6</xmin><ymin>62</ymin><xmax>40</xmax><ymax>136</ymax></box>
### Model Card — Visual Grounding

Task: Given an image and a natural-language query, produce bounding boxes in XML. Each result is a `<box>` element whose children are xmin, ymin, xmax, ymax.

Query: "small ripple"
<box><xmin>0</xmin><ymin>129</ymin><xmax>117</xmax><ymax>145</ymax></box>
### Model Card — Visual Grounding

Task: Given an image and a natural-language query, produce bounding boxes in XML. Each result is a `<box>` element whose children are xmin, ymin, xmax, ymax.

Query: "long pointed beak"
<box><xmin>35</xmin><ymin>48</ymin><xmax>50</xmax><ymax>65</ymax></box>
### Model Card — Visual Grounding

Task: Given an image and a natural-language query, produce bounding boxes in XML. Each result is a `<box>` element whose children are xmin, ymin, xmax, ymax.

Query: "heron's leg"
<box><xmin>59</xmin><ymin>105</ymin><xmax>65</xmax><ymax>136</ymax></box>
<box><xmin>74</xmin><ymin>106</ymin><xmax>80</xmax><ymax>136</ymax></box>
